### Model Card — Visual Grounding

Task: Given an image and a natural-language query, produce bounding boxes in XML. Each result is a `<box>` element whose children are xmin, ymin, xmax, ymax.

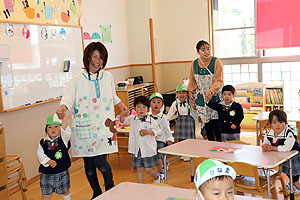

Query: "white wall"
<box><xmin>151</xmin><ymin>0</ymin><xmax>209</xmax><ymax>62</ymax></box>
<box><xmin>80</xmin><ymin>0</ymin><xmax>130</xmax><ymax>68</ymax></box>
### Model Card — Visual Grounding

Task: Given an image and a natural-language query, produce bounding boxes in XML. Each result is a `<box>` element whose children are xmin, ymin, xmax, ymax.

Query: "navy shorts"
<box><xmin>40</xmin><ymin>170</ymin><xmax>70</xmax><ymax>195</ymax></box>
<box><xmin>131</xmin><ymin>149</ymin><xmax>158</xmax><ymax>168</ymax></box>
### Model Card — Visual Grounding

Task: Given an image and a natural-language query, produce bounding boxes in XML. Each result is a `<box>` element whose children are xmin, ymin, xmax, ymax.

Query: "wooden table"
<box><xmin>158</xmin><ymin>139</ymin><xmax>298</xmax><ymax>199</ymax></box>
<box><xmin>97</xmin><ymin>182</ymin><xmax>270</xmax><ymax>200</ymax></box>
<box><xmin>252</xmin><ymin>112</ymin><xmax>300</xmax><ymax>145</ymax></box>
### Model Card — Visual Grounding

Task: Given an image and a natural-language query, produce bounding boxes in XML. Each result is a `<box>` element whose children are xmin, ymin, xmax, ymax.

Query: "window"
<box><xmin>212</xmin><ymin>0</ymin><xmax>256</xmax><ymax>58</ymax></box>
<box><xmin>262</xmin><ymin>62</ymin><xmax>300</xmax><ymax>112</ymax></box>
<box><xmin>224</xmin><ymin>64</ymin><xmax>258</xmax><ymax>86</ymax></box>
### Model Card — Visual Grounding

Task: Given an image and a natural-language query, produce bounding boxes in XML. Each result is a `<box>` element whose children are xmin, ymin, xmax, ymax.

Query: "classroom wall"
<box><xmin>1</xmin><ymin>0</ymin><xmax>209</xmax><ymax>180</ymax></box>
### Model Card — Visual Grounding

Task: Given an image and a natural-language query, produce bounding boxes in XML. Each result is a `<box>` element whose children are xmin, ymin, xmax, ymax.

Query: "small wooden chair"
<box><xmin>6</xmin><ymin>155</ymin><xmax>27</xmax><ymax>200</ymax></box>
<box><xmin>227</xmin><ymin>161</ymin><xmax>288</xmax><ymax>199</ymax></box>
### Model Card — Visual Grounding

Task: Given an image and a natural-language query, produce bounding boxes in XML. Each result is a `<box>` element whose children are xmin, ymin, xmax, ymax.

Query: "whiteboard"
<box><xmin>0</xmin><ymin>23</ymin><xmax>83</xmax><ymax>111</ymax></box>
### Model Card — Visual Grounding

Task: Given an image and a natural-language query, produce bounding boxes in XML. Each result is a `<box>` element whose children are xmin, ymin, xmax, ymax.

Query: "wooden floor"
<box><xmin>10</xmin><ymin>130</ymin><xmax>300</xmax><ymax>200</ymax></box>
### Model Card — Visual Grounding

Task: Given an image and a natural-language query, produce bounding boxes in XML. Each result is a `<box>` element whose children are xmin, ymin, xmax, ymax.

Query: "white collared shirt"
<box><xmin>120</xmin><ymin>115</ymin><xmax>161</xmax><ymax>158</ymax></box>
<box><xmin>166</xmin><ymin>98</ymin><xmax>197</xmax><ymax>121</ymax></box>
<box><xmin>37</xmin><ymin>126</ymin><xmax>71</xmax><ymax>167</ymax></box>
<box><xmin>149</xmin><ymin>110</ymin><xmax>174</xmax><ymax>143</ymax></box>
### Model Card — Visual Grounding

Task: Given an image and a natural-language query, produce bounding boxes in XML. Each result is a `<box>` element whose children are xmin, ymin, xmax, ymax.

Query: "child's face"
<box><xmin>88</xmin><ymin>50</ymin><xmax>103</xmax><ymax>73</ymax></box>
<box><xmin>135</xmin><ymin>103</ymin><xmax>148</xmax><ymax>117</ymax></box>
<box><xmin>47</xmin><ymin>124</ymin><xmax>62</xmax><ymax>139</ymax></box>
<box><xmin>177</xmin><ymin>91</ymin><xmax>188</xmax><ymax>102</ymax></box>
<box><xmin>270</xmin><ymin>115</ymin><xmax>286</xmax><ymax>136</ymax></box>
<box><xmin>200</xmin><ymin>177</ymin><xmax>234</xmax><ymax>200</ymax></box>
<box><xmin>150</xmin><ymin>97</ymin><xmax>163</xmax><ymax>114</ymax></box>
<box><xmin>222</xmin><ymin>91</ymin><xmax>234</xmax><ymax>105</ymax></box>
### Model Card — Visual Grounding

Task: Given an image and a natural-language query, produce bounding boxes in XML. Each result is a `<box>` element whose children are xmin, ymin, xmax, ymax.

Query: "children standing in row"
<box><xmin>37</xmin><ymin>114</ymin><xmax>72</xmax><ymax>200</ymax></box>
<box><xmin>149</xmin><ymin>92</ymin><xmax>174</xmax><ymax>178</ymax></box>
<box><xmin>206</xmin><ymin>85</ymin><xmax>244</xmax><ymax>142</ymax></box>
<box><xmin>119</xmin><ymin>95</ymin><xmax>162</xmax><ymax>183</ymax></box>
<box><xmin>262</xmin><ymin>110</ymin><xmax>300</xmax><ymax>193</ymax></box>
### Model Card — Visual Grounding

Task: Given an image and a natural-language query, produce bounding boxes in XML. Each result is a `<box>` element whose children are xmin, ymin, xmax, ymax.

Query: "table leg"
<box><xmin>267</xmin><ymin>168</ymin><xmax>270</xmax><ymax>199</ymax></box>
<box><xmin>256</xmin><ymin>120</ymin><xmax>259</xmax><ymax>146</ymax></box>
<box><xmin>163</xmin><ymin>154</ymin><xmax>168</xmax><ymax>184</ymax></box>
<box><xmin>191</xmin><ymin>158</ymin><xmax>194</xmax><ymax>182</ymax></box>
<box><xmin>290</xmin><ymin>159</ymin><xmax>295</xmax><ymax>200</ymax></box>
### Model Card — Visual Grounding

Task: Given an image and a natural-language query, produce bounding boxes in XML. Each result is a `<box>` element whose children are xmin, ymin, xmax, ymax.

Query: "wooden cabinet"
<box><xmin>0</xmin><ymin>128</ymin><xmax>8</xmax><ymax>200</ymax></box>
<box><xmin>263</xmin><ymin>84</ymin><xmax>284</xmax><ymax>111</ymax></box>
<box><xmin>115</xmin><ymin>83</ymin><xmax>156</xmax><ymax>116</ymax></box>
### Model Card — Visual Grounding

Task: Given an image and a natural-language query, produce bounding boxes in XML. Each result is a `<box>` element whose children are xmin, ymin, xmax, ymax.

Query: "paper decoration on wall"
<box><xmin>51</xmin><ymin>29</ymin><xmax>57</xmax><ymax>39</ymax></box>
<box><xmin>70</xmin><ymin>0</ymin><xmax>76</xmax><ymax>15</ymax></box>
<box><xmin>77</xmin><ymin>0</ymin><xmax>82</xmax><ymax>6</ymax></box>
<box><xmin>37</xmin><ymin>13</ymin><xmax>40</xmax><ymax>18</ymax></box>
<box><xmin>91</xmin><ymin>32</ymin><xmax>101</xmax><ymax>40</ymax></box>
<box><xmin>43</xmin><ymin>2</ymin><xmax>53</xmax><ymax>20</ymax></box>
<box><xmin>23</xmin><ymin>0</ymin><xmax>35</xmax><ymax>19</ymax></box>
<box><xmin>37</xmin><ymin>0</ymin><xmax>40</xmax><ymax>5</ymax></box>
<box><xmin>22</xmin><ymin>25</ymin><xmax>30</xmax><ymax>39</ymax></box>
<box><xmin>60</xmin><ymin>28</ymin><xmax>67</xmax><ymax>40</ymax></box>
<box><xmin>99</xmin><ymin>25</ymin><xmax>112</xmax><ymax>43</ymax></box>
<box><xmin>83</xmin><ymin>32</ymin><xmax>91</xmax><ymax>40</ymax></box>
<box><xmin>5</xmin><ymin>24</ymin><xmax>14</xmax><ymax>37</ymax></box>
<box><xmin>61</xmin><ymin>10</ymin><xmax>70</xmax><ymax>22</ymax></box>
<box><xmin>41</xmin><ymin>26</ymin><xmax>48</xmax><ymax>40</ymax></box>
<box><xmin>4</xmin><ymin>0</ymin><xmax>15</xmax><ymax>12</ymax></box>
<box><xmin>3</xmin><ymin>9</ymin><xmax>11</xmax><ymax>19</ymax></box>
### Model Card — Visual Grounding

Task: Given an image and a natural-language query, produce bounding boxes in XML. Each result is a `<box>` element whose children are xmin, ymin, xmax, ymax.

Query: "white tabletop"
<box><xmin>158</xmin><ymin>139</ymin><xmax>298</xmax><ymax>168</ymax></box>
<box><xmin>97</xmin><ymin>182</ymin><xmax>269</xmax><ymax>200</ymax></box>
<box><xmin>252</xmin><ymin>111</ymin><xmax>300</xmax><ymax>122</ymax></box>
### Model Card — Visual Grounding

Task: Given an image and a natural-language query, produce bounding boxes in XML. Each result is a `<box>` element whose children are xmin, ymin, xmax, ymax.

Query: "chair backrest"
<box><xmin>227</xmin><ymin>161</ymin><xmax>262</xmax><ymax>192</ymax></box>
<box><xmin>193</xmin><ymin>157</ymin><xmax>210</xmax><ymax>175</ymax></box>
<box><xmin>225</xmin><ymin>140</ymin><xmax>250</xmax><ymax>145</ymax></box>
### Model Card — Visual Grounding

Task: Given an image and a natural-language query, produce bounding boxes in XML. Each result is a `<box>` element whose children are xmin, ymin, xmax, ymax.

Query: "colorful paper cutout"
<box><xmin>61</xmin><ymin>10</ymin><xmax>70</xmax><ymax>22</ymax></box>
<box><xmin>51</xmin><ymin>29</ymin><xmax>57</xmax><ymax>39</ymax></box>
<box><xmin>91</xmin><ymin>32</ymin><xmax>101</xmax><ymax>39</ymax></box>
<box><xmin>4</xmin><ymin>0</ymin><xmax>14</xmax><ymax>13</ymax></box>
<box><xmin>83</xmin><ymin>32</ymin><xmax>91</xmax><ymax>40</ymax></box>
<box><xmin>22</xmin><ymin>25</ymin><xmax>30</xmax><ymax>39</ymax></box>
<box><xmin>41</xmin><ymin>26</ymin><xmax>48</xmax><ymax>40</ymax></box>
<box><xmin>23</xmin><ymin>0</ymin><xmax>35</xmax><ymax>19</ymax></box>
<box><xmin>60</xmin><ymin>28</ymin><xmax>67</xmax><ymax>40</ymax></box>
<box><xmin>37</xmin><ymin>13</ymin><xmax>40</xmax><ymax>18</ymax></box>
<box><xmin>43</xmin><ymin>2</ymin><xmax>53</xmax><ymax>20</ymax></box>
<box><xmin>5</xmin><ymin>23</ymin><xmax>14</xmax><ymax>37</ymax></box>
<box><xmin>70</xmin><ymin>0</ymin><xmax>76</xmax><ymax>15</ymax></box>
<box><xmin>99</xmin><ymin>25</ymin><xmax>112</xmax><ymax>43</ymax></box>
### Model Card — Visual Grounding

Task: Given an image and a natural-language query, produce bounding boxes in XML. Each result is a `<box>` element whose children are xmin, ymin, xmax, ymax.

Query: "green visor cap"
<box><xmin>46</xmin><ymin>114</ymin><xmax>62</xmax><ymax>125</ymax></box>
<box><xmin>176</xmin><ymin>83</ymin><xmax>188</xmax><ymax>92</ymax></box>
<box><xmin>150</xmin><ymin>92</ymin><xmax>164</xmax><ymax>101</ymax></box>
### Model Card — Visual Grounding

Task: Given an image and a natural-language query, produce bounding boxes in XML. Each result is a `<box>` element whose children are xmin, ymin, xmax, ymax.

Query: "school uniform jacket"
<box><xmin>120</xmin><ymin>115</ymin><xmax>161</xmax><ymax>158</ymax></box>
<box><xmin>37</xmin><ymin>127</ymin><xmax>71</xmax><ymax>174</ymax></box>
<box><xmin>207</xmin><ymin>100</ymin><xmax>244</xmax><ymax>134</ymax></box>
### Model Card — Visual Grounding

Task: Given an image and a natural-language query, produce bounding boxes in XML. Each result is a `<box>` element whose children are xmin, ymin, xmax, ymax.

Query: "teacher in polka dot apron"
<box><xmin>189</xmin><ymin>40</ymin><xmax>224</xmax><ymax>142</ymax></box>
<box><xmin>56</xmin><ymin>42</ymin><xmax>128</xmax><ymax>199</ymax></box>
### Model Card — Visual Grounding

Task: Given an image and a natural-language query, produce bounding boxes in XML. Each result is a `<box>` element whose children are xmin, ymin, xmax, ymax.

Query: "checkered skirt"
<box><xmin>174</xmin><ymin>115</ymin><xmax>195</xmax><ymax>140</ymax></box>
<box><xmin>282</xmin><ymin>152</ymin><xmax>300</xmax><ymax>176</ymax></box>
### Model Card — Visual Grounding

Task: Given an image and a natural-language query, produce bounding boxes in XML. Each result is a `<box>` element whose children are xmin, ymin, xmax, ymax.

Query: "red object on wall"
<box><xmin>257</xmin><ymin>0</ymin><xmax>300</xmax><ymax>49</ymax></box>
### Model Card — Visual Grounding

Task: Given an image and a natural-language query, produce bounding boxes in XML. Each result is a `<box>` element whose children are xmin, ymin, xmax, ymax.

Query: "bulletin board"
<box><xmin>0</xmin><ymin>22</ymin><xmax>83</xmax><ymax>112</ymax></box>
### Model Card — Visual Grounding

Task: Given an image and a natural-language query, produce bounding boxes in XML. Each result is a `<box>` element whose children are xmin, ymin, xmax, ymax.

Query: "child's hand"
<box><xmin>231</xmin><ymin>124</ymin><xmax>237</xmax><ymax>129</ymax></box>
<box><xmin>167</xmin><ymin>141</ymin><xmax>172</xmax><ymax>146</ymax></box>
<box><xmin>47</xmin><ymin>160</ymin><xmax>57</xmax><ymax>168</ymax></box>
<box><xmin>198</xmin><ymin>116</ymin><xmax>202</xmax><ymax>123</ymax></box>
<box><xmin>205</xmin><ymin>90</ymin><xmax>213</xmax><ymax>102</ymax></box>
<box><xmin>139</xmin><ymin>129</ymin><xmax>154</xmax><ymax>136</ymax></box>
<box><xmin>262</xmin><ymin>144</ymin><xmax>276</xmax><ymax>152</ymax></box>
<box><xmin>56</xmin><ymin>105</ymin><xmax>67</xmax><ymax>119</ymax></box>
